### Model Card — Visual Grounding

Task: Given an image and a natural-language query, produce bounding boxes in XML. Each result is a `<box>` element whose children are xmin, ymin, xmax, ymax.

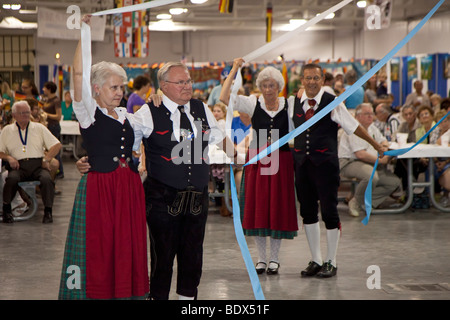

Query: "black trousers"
<box><xmin>294</xmin><ymin>157</ymin><xmax>341</xmax><ymax>230</ymax></box>
<box><xmin>4</xmin><ymin>158</ymin><xmax>54</xmax><ymax>207</ymax></box>
<box><xmin>144</xmin><ymin>178</ymin><xmax>208</xmax><ymax>300</ymax></box>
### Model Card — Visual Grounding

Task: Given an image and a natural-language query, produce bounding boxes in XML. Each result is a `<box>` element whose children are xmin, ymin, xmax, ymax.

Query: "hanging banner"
<box><xmin>113</xmin><ymin>0</ymin><xmax>150</xmax><ymax>58</ymax></box>
<box><xmin>266</xmin><ymin>3</ymin><xmax>273</xmax><ymax>42</ymax></box>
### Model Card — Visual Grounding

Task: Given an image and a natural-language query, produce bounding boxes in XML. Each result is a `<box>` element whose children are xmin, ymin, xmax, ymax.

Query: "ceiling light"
<box><xmin>289</xmin><ymin>19</ymin><xmax>307</xmax><ymax>27</ymax></box>
<box><xmin>357</xmin><ymin>1</ymin><xmax>367</xmax><ymax>8</ymax></box>
<box><xmin>2</xmin><ymin>4</ymin><xmax>11</xmax><ymax>9</ymax></box>
<box><xmin>149</xmin><ymin>19</ymin><xmax>176</xmax><ymax>31</ymax></box>
<box><xmin>190</xmin><ymin>0</ymin><xmax>208</xmax><ymax>4</ymax></box>
<box><xmin>11</xmin><ymin>4</ymin><xmax>21</xmax><ymax>10</ymax></box>
<box><xmin>0</xmin><ymin>16</ymin><xmax>37</xmax><ymax>29</ymax></box>
<box><xmin>170</xmin><ymin>8</ymin><xmax>188</xmax><ymax>15</ymax></box>
<box><xmin>156</xmin><ymin>13</ymin><xmax>172</xmax><ymax>20</ymax></box>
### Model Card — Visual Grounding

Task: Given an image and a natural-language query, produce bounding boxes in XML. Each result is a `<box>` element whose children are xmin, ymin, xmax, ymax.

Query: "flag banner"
<box><xmin>266</xmin><ymin>3</ymin><xmax>272</xmax><ymax>42</ymax></box>
<box><xmin>113</xmin><ymin>0</ymin><xmax>150</xmax><ymax>57</ymax></box>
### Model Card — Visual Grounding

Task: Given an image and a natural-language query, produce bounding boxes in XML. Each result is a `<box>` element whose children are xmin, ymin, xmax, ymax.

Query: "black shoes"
<box><xmin>301</xmin><ymin>260</ymin><xmax>337</xmax><ymax>278</ymax></box>
<box><xmin>301</xmin><ymin>261</ymin><xmax>322</xmax><ymax>276</ymax></box>
<box><xmin>316</xmin><ymin>261</ymin><xmax>337</xmax><ymax>278</ymax></box>
<box><xmin>43</xmin><ymin>208</ymin><xmax>53</xmax><ymax>224</ymax></box>
<box><xmin>2</xmin><ymin>204</ymin><xmax>14</xmax><ymax>223</ymax></box>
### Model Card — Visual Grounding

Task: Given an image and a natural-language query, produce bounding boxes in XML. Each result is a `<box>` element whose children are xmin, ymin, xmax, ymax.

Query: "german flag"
<box><xmin>279</xmin><ymin>59</ymin><xmax>288</xmax><ymax>98</ymax></box>
<box><xmin>266</xmin><ymin>3</ymin><xmax>272</xmax><ymax>42</ymax></box>
<box><xmin>219</xmin><ymin>0</ymin><xmax>233</xmax><ymax>13</ymax></box>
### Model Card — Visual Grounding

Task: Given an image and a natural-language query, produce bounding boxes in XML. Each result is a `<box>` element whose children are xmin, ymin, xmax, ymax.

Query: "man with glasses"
<box><xmin>339</xmin><ymin>103</ymin><xmax>400</xmax><ymax>217</ymax></box>
<box><xmin>0</xmin><ymin>101</ymin><xmax>61</xmax><ymax>223</ymax></box>
<box><xmin>292</xmin><ymin>64</ymin><xmax>386</xmax><ymax>278</ymax></box>
<box><xmin>134</xmin><ymin>62</ymin><xmax>239</xmax><ymax>300</ymax></box>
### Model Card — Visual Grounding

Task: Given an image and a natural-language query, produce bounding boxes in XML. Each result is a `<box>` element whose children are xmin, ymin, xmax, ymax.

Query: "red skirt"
<box><xmin>85</xmin><ymin>163</ymin><xmax>149</xmax><ymax>299</ymax></box>
<box><xmin>242</xmin><ymin>149</ymin><xmax>298</xmax><ymax>238</ymax></box>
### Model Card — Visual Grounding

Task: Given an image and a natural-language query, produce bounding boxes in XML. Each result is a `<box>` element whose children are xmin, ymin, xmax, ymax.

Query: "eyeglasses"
<box><xmin>165</xmin><ymin>79</ymin><xmax>194</xmax><ymax>87</ymax></box>
<box><xmin>360</xmin><ymin>112</ymin><xmax>375</xmax><ymax>116</ymax></box>
<box><xmin>303</xmin><ymin>76</ymin><xmax>322</xmax><ymax>82</ymax></box>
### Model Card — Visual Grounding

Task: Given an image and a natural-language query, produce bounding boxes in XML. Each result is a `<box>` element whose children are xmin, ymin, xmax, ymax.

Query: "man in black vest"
<box><xmin>292</xmin><ymin>64</ymin><xmax>386</xmax><ymax>278</ymax></box>
<box><xmin>138</xmin><ymin>62</ymin><xmax>239</xmax><ymax>300</ymax></box>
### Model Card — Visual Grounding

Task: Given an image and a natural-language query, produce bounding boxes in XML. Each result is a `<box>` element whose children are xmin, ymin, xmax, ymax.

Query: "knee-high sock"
<box><xmin>254</xmin><ymin>236</ymin><xmax>266</xmax><ymax>263</ymax></box>
<box><xmin>326</xmin><ymin>228</ymin><xmax>340</xmax><ymax>267</ymax></box>
<box><xmin>304</xmin><ymin>222</ymin><xmax>322</xmax><ymax>265</ymax></box>
<box><xmin>269</xmin><ymin>238</ymin><xmax>281</xmax><ymax>263</ymax></box>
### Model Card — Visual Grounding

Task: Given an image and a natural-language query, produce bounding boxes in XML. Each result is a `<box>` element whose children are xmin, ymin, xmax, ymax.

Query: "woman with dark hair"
<box><xmin>21</xmin><ymin>78</ymin><xmax>39</xmax><ymax>100</ymax></box>
<box><xmin>126</xmin><ymin>75</ymin><xmax>151</xmax><ymax>113</ymax></box>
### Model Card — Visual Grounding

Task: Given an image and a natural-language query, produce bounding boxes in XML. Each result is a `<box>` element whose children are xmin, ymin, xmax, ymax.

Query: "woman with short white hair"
<box><xmin>58</xmin><ymin>15</ymin><xmax>149</xmax><ymax>300</ymax></box>
<box><xmin>220</xmin><ymin>58</ymin><xmax>298</xmax><ymax>275</ymax></box>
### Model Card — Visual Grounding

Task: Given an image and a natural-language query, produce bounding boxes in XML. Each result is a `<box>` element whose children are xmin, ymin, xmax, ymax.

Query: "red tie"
<box><xmin>305</xmin><ymin>99</ymin><xmax>315</xmax><ymax>120</ymax></box>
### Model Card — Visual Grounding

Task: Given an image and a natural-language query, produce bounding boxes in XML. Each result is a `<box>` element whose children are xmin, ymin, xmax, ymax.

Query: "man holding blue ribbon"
<box><xmin>292</xmin><ymin>64</ymin><xmax>386</xmax><ymax>278</ymax></box>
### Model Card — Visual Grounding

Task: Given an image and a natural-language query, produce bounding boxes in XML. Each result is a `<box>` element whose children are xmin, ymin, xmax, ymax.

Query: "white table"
<box><xmin>373</xmin><ymin>143</ymin><xmax>450</xmax><ymax>214</ymax></box>
<box><xmin>60</xmin><ymin>120</ymin><xmax>81</xmax><ymax>160</ymax></box>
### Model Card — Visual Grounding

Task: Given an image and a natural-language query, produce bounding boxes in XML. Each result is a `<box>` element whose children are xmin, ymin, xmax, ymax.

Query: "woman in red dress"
<box><xmin>220</xmin><ymin>58</ymin><xmax>298</xmax><ymax>275</ymax></box>
<box><xmin>59</xmin><ymin>16</ymin><xmax>148</xmax><ymax>299</ymax></box>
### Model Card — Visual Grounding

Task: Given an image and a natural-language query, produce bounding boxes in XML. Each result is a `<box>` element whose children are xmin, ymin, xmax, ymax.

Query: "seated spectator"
<box><xmin>433</xmin><ymin>110</ymin><xmax>450</xmax><ymax>206</ymax></box>
<box><xmin>394</xmin><ymin>105</ymin><xmax>419</xmax><ymax>143</ymax></box>
<box><xmin>393</xmin><ymin>105</ymin><xmax>420</xmax><ymax>194</ymax></box>
<box><xmin>430</xmin><ymin>93</ymin><xmax>442</xmax><ymax>114</ymax></box>
<box><xmin>374</xmin><ymin>103</ymin><xmax>400</xmax><ymax>141</ymax></box>
<box><xmin>441</xmin><ymin>97</ymin><xmax>450</xmax><ymax>112</ymax></box>
<box><xmin>0</xmin><ymin>101</ymin><xmax>61</xmax><ymax>223</ymax></box>
<box><xmin>126</xmin><ymin>75</ymin><xmax>151</xmax><ymax>113</ymax></box>
<box><xmin>339</xmin><ymin>103</ymin><xmax>401</xmax><ymax>217</ymax></box>
<box><xmin>403</xmin><ymin>80</ymin><xmax>431</xmax><ymax>109</ymax></box>
<box><xmin>415</xmin><ymin>105</ymin><xmax>438</xmax><ymax>145</ymax></box>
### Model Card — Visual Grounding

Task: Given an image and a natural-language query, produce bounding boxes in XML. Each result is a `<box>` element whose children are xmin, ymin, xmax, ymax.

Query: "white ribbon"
<box><xmin>91</xmin><ymin>0</ymin><xmax>182</xmax><ymax>16</ymax></box>
<box><xmin>226</xmin><ymin>0</ymin><xmax>353</xmax><ymax>135</ymax></box>
<box><xmin>242</xmin><ymin>0</ymin><xmax>353</xmax><ymax>62</ymax></box>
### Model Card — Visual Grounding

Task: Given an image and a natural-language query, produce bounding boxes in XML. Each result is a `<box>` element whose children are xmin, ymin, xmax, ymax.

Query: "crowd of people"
<box><xmin>1</xmin><ymin>14</ymin><xmax>449</xmax><ymax>300</ymax></box>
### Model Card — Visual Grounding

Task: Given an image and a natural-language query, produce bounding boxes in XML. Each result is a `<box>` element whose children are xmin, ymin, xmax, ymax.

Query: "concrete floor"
<box><xmin>1</xmin><ymin>157</ymin><xmax>450</xmax><ymax>301</ymax></box>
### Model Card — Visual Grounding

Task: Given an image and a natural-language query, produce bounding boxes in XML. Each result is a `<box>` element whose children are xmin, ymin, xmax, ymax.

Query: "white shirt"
<box><xmin>0</xmin><ymin>121</ymin><xmax>60</xmax><ymax>160</ymax></box>
<box><xmin>133</xmin><ymin>94</ymin><xmax>225</xmax><ymax>145</ymax></box>
<box><xmin>287</xmin><ymin>88</ymin><xmax>359</xmax><ymax>135</ymax></box>
<box><xmin>339</xmin><ymin>123</ymin><xmax>386</xmax><ymax>159</ymax></box>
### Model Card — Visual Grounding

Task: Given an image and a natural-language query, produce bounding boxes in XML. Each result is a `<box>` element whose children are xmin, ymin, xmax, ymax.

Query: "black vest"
<box><xmin>143</xmin><ymin>99</ymin><xmax>210</xmax><ymax>190</ymax></box>
<box><xmin>292</xmin><ymin>92</ymin><xmax>338</xmax><ymax>165</ymax></box>
<box><xmin>81</xmin><ymin>108</ymin><xmax>137</xmax><ymax>173</ymax></box>
<box><xmin>249</xmin><ymin>99</ymin><xmax>290</xmax><ymax>152</ymax></box>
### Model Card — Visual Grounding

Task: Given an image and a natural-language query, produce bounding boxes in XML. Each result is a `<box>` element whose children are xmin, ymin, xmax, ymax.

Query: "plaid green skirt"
<box><xmin>58</xmin><ymin>175</ymin><xmax>88</xmax><ymax>300</ymax></box>
<box><xmin>58</xmin><ymin>175</ymin><xmax>145</xmax><ymax>300</ymax></box>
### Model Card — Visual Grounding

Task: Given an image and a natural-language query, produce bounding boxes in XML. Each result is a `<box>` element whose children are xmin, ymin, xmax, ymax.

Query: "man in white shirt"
<box><xmin>339</xmin><ymin>103</ymin><xmax>401</xmax><ymax>217</ymax></box>
<box><xmin>0</xmin><ymin>101</ymin><xmax>61</xmax><ymax>223</ymax></box>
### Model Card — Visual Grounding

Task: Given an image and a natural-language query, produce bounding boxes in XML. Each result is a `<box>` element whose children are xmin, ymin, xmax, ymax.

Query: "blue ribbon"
<box><xmin>229</xmin><ymin>0</ymin><xmax>445</xmax><ymax>300</ymax></box>
<box><xmin>362</xmin><ymin>109</ymin><xmax>450</xmax><ymax>225</ymax></box>
<box><xmin>230</xmin><ymin>164</ymin><xmax>265</xmax><ymax>300</ymax></box>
